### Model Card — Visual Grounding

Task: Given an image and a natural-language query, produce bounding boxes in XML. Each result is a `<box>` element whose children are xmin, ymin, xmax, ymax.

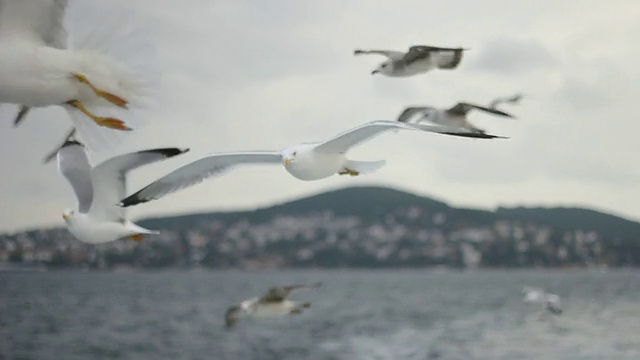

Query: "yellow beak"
<box><xmin>283</xmin><ymin>157</ymin><xmax>291</xmax><ymax>165</ymax></box>
<box><xmin>62</xmin><ymin>214</ymin><xmax>69</xmax><ymax>220</ymax></box>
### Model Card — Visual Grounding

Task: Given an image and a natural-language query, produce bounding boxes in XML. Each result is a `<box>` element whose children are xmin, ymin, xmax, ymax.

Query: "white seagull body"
<box><xmin>354</xmin><ymin>45</ymin><xmax>468</xmax><ymax>77</ymax></box>
<box><xmin>225</xmin><ymin>283</ymin><xmax>321</xmax><ymax>328</ymax></box>
<box><xmin>522</xmin><ymin>286</ymin><xmax>562</xmax><ymax>315</ymax></box>
<box><xmin>119</xmin><ymin>120</ymin><xmax>489</xmax><ymax>207</ymax></box>
<box><xmin>397</xmin><ymin>102</ymin><xmax>514</xmax><ymax>138</ymax></box>
<box><xmin>57</xmin><ymin>140</ymin><xmax>188</xmax><ymax>244</ymax></box>
<box><xmin>0</xmin><ymin>0</ymin><xmax>157</xmax><ymax>148</ymax></box>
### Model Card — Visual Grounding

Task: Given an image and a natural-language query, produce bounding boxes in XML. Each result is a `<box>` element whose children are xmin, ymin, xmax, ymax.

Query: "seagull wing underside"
<box><xmin>89</xmin><ymin>148</ymin><xmax>188</xmax><ymax>222</ymax></box>
<box><xmin>0</xmin><ymin>0</ymin><xmax>69</xmax><ymax>48</ymax></box>
<box><xmin>57</xmin><ymin>141</ymin><xmax>93</xmax><ymax>213</ymax></box>
<box><xmin>118</xmin><ymin>152</ymin><xmax>282</xmax><ymax>208</ymax></box>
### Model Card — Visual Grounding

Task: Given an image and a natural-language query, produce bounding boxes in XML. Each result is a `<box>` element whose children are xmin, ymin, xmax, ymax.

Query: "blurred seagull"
<box><xmin>58</xmin><ymin>139</ymin><xmax>188</xmax><ymax>244</ymax></box>
<box><xmin>522</xmin><ymin>286</ymin><xmax>562</xmax><ymax>315</ymax></box>
<box><xmin>397</xmin><ymin>102</ymin><xmax>514</xmax><ymax>138</ymax></box>
<box><xmin>354</xmin><ymin>45</ymin><xmax>468</xmax><ymax>77</ymax></box>
<box><xmin>225</xmin><ymin>283</ymin><xmax>321</xmax><ymax>328</ymax></box>
<box><xmin>119</xmin><ymin>120</ymin><xmax>492</xmax><ymax>207</ymax></box>
<box><xmin>0</xmin><ymin>0</ymin><xmax>158</xmax><ymax>148</ymax></box>
<box><xmin>488</xmin><ymin>93</ymin><xmax>524</xmax><ymax>110</ymax></box>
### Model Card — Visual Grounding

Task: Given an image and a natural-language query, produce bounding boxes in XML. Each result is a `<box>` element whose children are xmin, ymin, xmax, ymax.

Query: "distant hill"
<box><xmin>1</xmin><ymin>186</ymin><xmax>639</xmax><ymax>269</ymax></box>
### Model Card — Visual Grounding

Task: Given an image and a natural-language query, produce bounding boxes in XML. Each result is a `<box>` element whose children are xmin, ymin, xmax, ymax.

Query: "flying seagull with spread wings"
<box><xmin>354</xmin><ymin>45</ymin><xmax>468</xmax><ymax>77</ymax></box>
<box><xmin>119</xmin><ymin>120</ymin><xmax>491</xmax><ymax>207</ymax></box>
<box><xmin>0</xmin><ymin>0</ymin><xmax>158</xmax><ymax>149</ymax></box>
<box><xmin>522</xmin><ymin>286</ymin><xmax>562</xmax><ymax>315</ymax></box>
<box><xmin>225</xmin><ymin>283</ymin><xmax>321</xmax><ymax>328</ymax></box>
<box><xmin>397</xmin><ymin>102</ymin><xmax>514</xmax><ymax>138</ymax></box>
<box><xmin>488</xmin><ymin>93</ymin><xmax>524</xmax><ymax>110</ymax></box>
<box><xmin>57</xmin><ymin>140</ymin><xmax>188</xmax><ymax>244</ymax></box>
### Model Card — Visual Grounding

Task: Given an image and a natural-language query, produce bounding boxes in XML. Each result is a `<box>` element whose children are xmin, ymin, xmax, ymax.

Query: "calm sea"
<box><xmin>0</xmin><ymin>269</ymin><xmax>638</xmax><ymax>360</ymax></box>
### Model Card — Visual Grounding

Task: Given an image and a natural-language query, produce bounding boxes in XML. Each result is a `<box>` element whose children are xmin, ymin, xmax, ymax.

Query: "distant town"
<box><xmin>1</xmin><ymin>187</ymin><xmax>638</xmax><ymax>271</ymax></box>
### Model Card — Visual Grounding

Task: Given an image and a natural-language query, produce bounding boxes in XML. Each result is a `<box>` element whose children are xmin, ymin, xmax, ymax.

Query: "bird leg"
<box><xmin>338</xmin><ymin>168</ymin><xmax>360</xmax><ymax>176</ymax></box>
<box><xmin>71</xmin><ymin>73</ymin><xmax>128</xmax><ymax>108</ymax></box>
<box><xmin>128</xmin><ymin>234</ymin><xmax>144</xmax><ymax>242</ymax></box>
<box><xmin>66</xmin><ymin>100</ymin><xmax>132</xmax><ymax>130</ymax></box>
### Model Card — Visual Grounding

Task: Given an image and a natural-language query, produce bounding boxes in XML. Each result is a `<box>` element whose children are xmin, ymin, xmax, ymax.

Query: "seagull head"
<box><xmin>281</xmin><ymin>146</ymin><xmax>303</xmax><ymax>166</ymax></box>
<box><xmin>62</xmin><ymin>209</ymin><xmax>75</xmax><ymax>222</ymax></box>
<box><xmin>372</xmin><ymin>61</ymin><xmax>392</xmax><ymax>75</ymax></box>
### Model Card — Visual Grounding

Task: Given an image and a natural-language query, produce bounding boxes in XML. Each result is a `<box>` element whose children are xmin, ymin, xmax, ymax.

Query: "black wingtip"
<box><xmin>150</xmin><ymin>147</ymin><xmax>190</xmax><ymax>158</ymax></box>
<box><xmin>118</xmin><ymin>193</ymin><xmax>150</xmax><ymax>208</ymax></box>
<box><xmin>61</xmin><ymin>139</ymin><xmax>84</xmax><ymax>148</ymax></box>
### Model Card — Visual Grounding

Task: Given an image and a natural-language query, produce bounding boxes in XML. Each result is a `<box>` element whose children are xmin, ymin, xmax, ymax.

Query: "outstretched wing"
<box><xmin>57</xmin><ymin>140</ymin><xmax>93</xmax><ymax>213</ymax></box>
<box><xmin>89</xmin><ymin>148</ymin><xmax>189</xmax><ymax>221</ymax></box>
<box><xmin>448</xmin><ymin>102</ymin><xmax>514</xmax><ymax>118</ymax></box>
<box><xmin>314</xmin><ymin>121</ymin><xmax>421</xmax><ymax>154</ymax></box>
<box><xmin>488</xmin><ymin>93</ymin><xmax>524</xmax><ymax>109</ymax></box>
<box><xmin>353</xmin><ymin>49</ymin><xmax>405</xmax><ymax>60</ymax></box>
<box><xmin>259</xmin><ymin>282</ymin><xmax>322</xmax><ymax>303</ymax></box>
<box><xmin>119</xmin><ymin>152</ymin><xmax>282</xmax><ymax>208</ymax></box>
<box><xmin>403</xmin><ymin>46</ymin><xmax>466</xmax><ymax>69</ymax></box>
<box><xmin>0</xmin><ymin>0</ymin><xmax>68</xmax><ymax>48</ymax></box>
<box><xmin>397</xmin><ymin>107</ymin><xmax>435</xmax><ymax>123</ymax></box>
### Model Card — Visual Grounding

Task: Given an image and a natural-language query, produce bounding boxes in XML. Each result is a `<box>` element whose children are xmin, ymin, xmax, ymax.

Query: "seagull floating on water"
<box><xmin>397</xmin><ymin>102</ymin><xmax>514</xmax><ymax>138</ymax></box>
<box><xmin>119</xmin><ymin>120</ymin><xmax>492</xmax><ymax>207</ymax></box>
<box><xmin>0</xmin><ymin>0</ymin><xmax>158</xmax><ymax>148</ymax></box>
<box><xmin>58</xmin><ymin>139</ymin><xmax>188</xmax><ymax>244</ymax></box>
<box><xmin>225</xmin><ymin>283</ymin><xmax>321</xmax><ymax>328</ymax></box>
<box><xmin>522</xmin><ymin>286</ymin><xmax>562</xmax><ymax>315</ymax></box>
<box><xmin>354</xmin><ymin>45</ymin><xmax>468</xmax><ymax>77</ymax></box>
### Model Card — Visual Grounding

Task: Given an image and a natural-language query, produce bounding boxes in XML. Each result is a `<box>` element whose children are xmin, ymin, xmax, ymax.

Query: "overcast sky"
<box><xmin>1</xmin><ymin>0</ymin><xmax>639</xmax><ymax>233</ymax></box>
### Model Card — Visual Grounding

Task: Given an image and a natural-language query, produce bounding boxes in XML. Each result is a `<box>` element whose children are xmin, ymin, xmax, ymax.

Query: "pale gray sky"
<box><xmin>1</xmin><ymin>0</ymin><xmax>639</xmax><ymax>233</ymax></box>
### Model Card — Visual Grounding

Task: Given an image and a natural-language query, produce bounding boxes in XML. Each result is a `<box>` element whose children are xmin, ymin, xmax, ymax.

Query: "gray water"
<box><xmin>0</xmin><ymin>269</ymin><xmax>639</xmax><ymax>360</ymax></box>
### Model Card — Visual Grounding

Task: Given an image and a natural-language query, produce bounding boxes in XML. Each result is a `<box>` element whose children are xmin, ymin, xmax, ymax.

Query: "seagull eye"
<box><xmin>381</xmin><ymin>64</ymin><xmax>387</xmax><ymax>68</ymax></box>
<box><xmin>293</xmin><ymin>152</ymin><xmax>297</xmax><ymax>156</ymax></box>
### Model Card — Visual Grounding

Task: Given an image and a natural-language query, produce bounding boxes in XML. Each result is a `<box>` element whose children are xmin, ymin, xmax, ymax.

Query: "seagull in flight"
<box><xmin>225</xmin><ymin>283</ymin><xmax>321</xmax><ymax>328</ymax></box>
<box><xmin>488</xmin><ymin>93</ymin><xmax>524</xmax><ymax>110</ymax></box>
<box><xmin>119</xmin><ymin>120</ymin><xmax>492</xmax><ymax>207</ymax></box>
<box><xmin>522</xmin><ymin>286</ymin><xmax>562</xmax><ymax>315</ymax></box>
<box><xmin>354</xmin><ymin>45</ymin><xmax>468</xmax><ymax>77</ymax></box>
<box><xmin>0</xmin><ymin>0</ymin><xmax>158</xmax><ymax>148</ymax></box>
<box><xmin>57</xmin><ymin>139</ymin><xmax>188</xmax><ymax>244</ymax></box>
<box><xmin>397</xmin><ymin>102</ymin><xmax>514</xmax><ymax>138</ymax></box>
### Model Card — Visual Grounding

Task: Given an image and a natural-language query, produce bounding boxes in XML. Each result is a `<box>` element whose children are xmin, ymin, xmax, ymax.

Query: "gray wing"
<box><xmin>57</xmin><ymin>140</ymin><xmax>93</xmax><ymax>213</ymax></box>
<box><xmin>0</xmin><ymin>0</ymin><xmax>69</xmax><ymax>48</ymax></box>
<box><xmin>397</xmin><ymin>107</ymin><xmax>435</xmax><ymax>123</ymax></box>
<box><xmin>259</xmin><ymin>282</ymin><xmax>322</xmax><ymax>303</ymax></box>
<box><xmin>488</xmin><ymin>93</ymin><xmax>524</xmax><ymax>109</ymax></box>
<box><xmin>447</xmin><ymin>102</ymin><xmax>514</xmax><ymax>118</ymax></box>
<box><xmin>119</xmin><ymin>152</ymin><xmax>283</xmax><ymax>208</ymax></box>
<box><xmin>89</xmin><ymin>148</ymin><xmax>189</xmax><ymax>221</ymax></box>
<box><xmin>403</xmin><ymin>46</ymin><xmax>466</xmax><ymax>69</ymax></box>
<box><xmin>314</xmin><ymin>121</ymin><xmax>421</xmax><ymax>154</ymax></box>
<box><xmin>353</xmin><ymin>49</ymin><xmax>405</xmax><ymax>61</ymax></box>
